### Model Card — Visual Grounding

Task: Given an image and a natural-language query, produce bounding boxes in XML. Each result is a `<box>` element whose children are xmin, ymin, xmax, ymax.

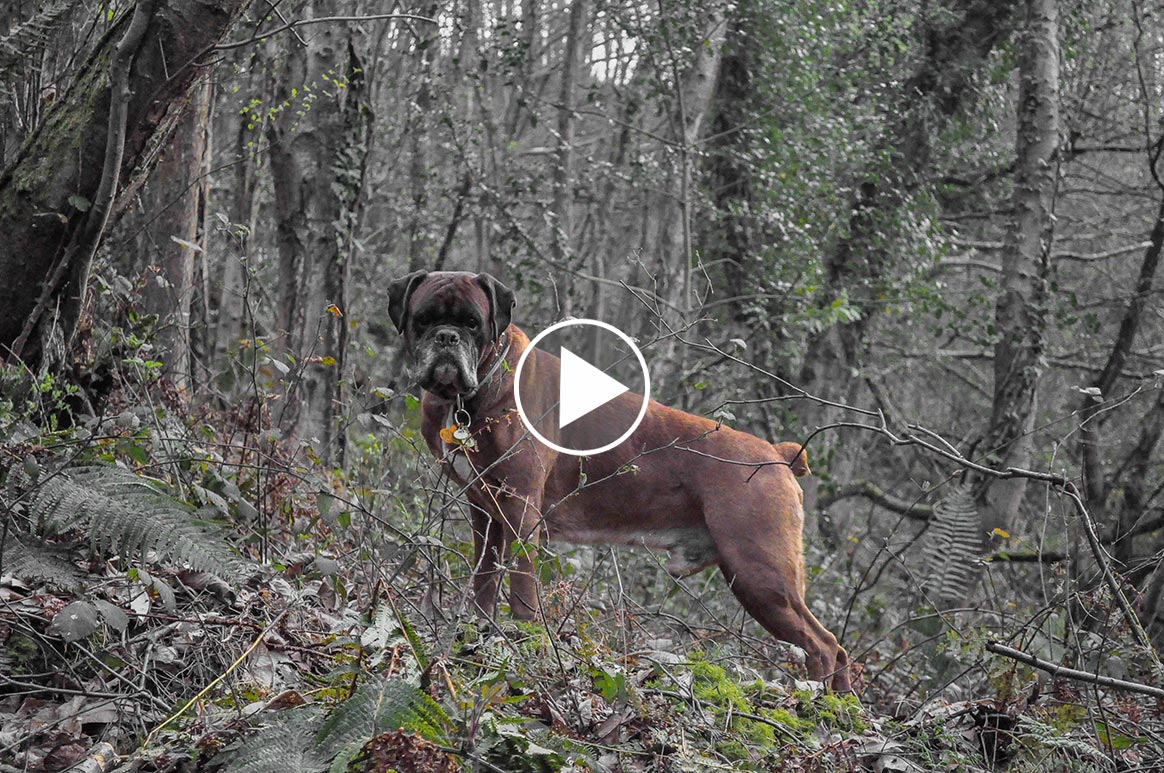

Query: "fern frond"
<box><xmin>225</xmin><ymin>679</ymin><xmax>450</xmax><ymax>773</ymax></box>
<box><xmin>0</xmin><ymin>538</ymin><xmax>82</xmax><ymax>589</ymax></box>
<box><xmin>31</xmin><ymin>465</ymin><xmax>242</xmax><ymax>575</ymax></box>
<box><xmin>0</xmin><ymin>0</ymin><xmax>75</xmax><ymax>78</ymax></box>
<box><xmin>223</xmin><ymin>705</ymin><xmax>327</xmax><ymax>773</ymax></box>
<box><xmin>314</xmin><ymin>677</ymin><xmax>450</xmax><ymax>762</ymax></box>
<box><xmin>1015</xmin><ymin>716</ymin><xmax>1107</xmax><ymax>763</ymax></box>
<box><xmin>922</xmin><ymin>485</ymin><xmax>984</xmax><ymax>604</ymax></box>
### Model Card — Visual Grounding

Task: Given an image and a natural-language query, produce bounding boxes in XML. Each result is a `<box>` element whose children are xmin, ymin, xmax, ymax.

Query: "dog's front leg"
<box><xmin>469</xmin><ymin>488</ymin><xmax>544</xmax><ymax>620</ymax></box>
<box><xmin>469</xmin><ymin>501</ymin><xmax>505</xmax><ymax>618</ymax></box>
<box><xmin>500</xmin><ymin>488</ymin><xmax>543</xmax><ymax>621</ymax></box>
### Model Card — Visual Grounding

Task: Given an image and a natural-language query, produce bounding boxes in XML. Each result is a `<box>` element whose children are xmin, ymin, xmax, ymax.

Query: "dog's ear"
<box><xmin>387</xmin><ymin>270</ymin><xmax>428</xmax><ymax>334</ymax></box>
<box><xmin>475</xmin><ymin>273</ymin><xmax>515</xmax><ymax>341</ymax></box>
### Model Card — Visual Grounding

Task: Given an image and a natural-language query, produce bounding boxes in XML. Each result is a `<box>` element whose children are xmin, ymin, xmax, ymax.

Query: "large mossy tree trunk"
<box><xmin>0</xmin><ymin>0</ymin><xmax>252</xmax><ymax>366</ymax></box>
<box><xmin>796</xmin><ymin>0</ymin><xmax>1020</xmax><ymax>451</ymax></box>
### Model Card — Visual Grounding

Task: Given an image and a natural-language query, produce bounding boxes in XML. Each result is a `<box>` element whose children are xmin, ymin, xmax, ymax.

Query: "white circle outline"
<box><xmin>513</xmin><ymin>318</ymin><xmax>651</xmax><ymax>456</ymax></box>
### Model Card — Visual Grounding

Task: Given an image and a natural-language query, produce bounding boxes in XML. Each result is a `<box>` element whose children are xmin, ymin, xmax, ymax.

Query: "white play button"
<box><xmin>558</xmin><ymin>347</ymin><xmax>630</xmax><ymax>428</ymax></box>
<box><xmin>513</xmin><ymin>318</ymin><xmax>650</xmax><ymax>456</ymax></box>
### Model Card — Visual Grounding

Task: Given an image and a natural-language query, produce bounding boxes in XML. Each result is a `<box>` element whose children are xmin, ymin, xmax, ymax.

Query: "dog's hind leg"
<box><xmin>717</xmin><ymin>548</ymin><xmax>850</xmax><ymax>691</ymax></box>
<box><xmin>705</xmin><ymin>481</ymin><xmax>852</xmax><ymax>692</ymax></box>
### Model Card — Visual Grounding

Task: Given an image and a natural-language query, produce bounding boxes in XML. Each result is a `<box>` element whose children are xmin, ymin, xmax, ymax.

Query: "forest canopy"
<box><xmin>1</xmin><ymin>0</ymin><xmax>1163</xmax><ymax>771</ymax></box>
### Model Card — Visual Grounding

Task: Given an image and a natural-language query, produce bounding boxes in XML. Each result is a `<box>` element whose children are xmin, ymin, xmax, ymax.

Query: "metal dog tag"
<box><xmin>453</xmin><ymin>426</ymin><xmax>471</xmax><ymax>442</ymax></box>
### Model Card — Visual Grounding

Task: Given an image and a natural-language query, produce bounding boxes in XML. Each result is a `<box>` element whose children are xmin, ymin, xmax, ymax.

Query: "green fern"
<box><xmin>30</xmin><ymin>465</ymin><xmax>241</xmax><ymax>575</ymax></box>
<box><xmin>921</xmin><ymin>485</ymin><xmax>984</xmax><ymax>604</ymax></box>
<box><xmin>223</xmin><ymin>678</ymin><xmax>450</xmax><ymax>773</ymax></box>
<box><xmin>315</xmin><ymin>676</ymin><xmax>450</xmax><ymax>758</ymax></box>
<box><xmin>221</xmin><ymin>705</ymin><xmax>327</xmax><ymax>773</ymax></box>
<box><xmin>0</xmin><ymin>537</ymin><xmax>83</xmax><ymax>589</ymax></box>
<box><xmin>1015</xmin><ymin>716</ymin><xmax>1108</xmax><ymax>763</ymax></box>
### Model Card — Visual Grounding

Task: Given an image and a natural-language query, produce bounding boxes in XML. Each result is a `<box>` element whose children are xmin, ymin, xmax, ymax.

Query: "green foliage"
<box><xmin>0</xmin><ymin>366</ymin><xmax>80</xmax><ymax>434</ymax></box>
<box><xmin>29</xmin><ymin>464</ymin><xmax>242</xmax><ymax>575</ymax></box>
<box><xmin>476</xmin><ymin>716</ymin><xmax>566</xmax><ymax>773</ymax></box>
<box><xmin>1013</xmin><ymin>715</ymin><xmax>1111</xmax><ymax>768</ymax></box>
<box><xmin>315</xmin><ymin>676</ymin><xmax>450</xmax><ymax>759</ymax></box>
<box><xmin>792</xmin><ymin>688</ymin><xmax>866</xmax><ymax>733</ymax></box>
<box><xmin>222</xmin><ymin>677</ymin><xmax>451</xmax><ymax>773</ymax></box>
<box><xmin>218</xmin><ymin>705</ymin><xmax>327</xmax><ymax>773</ymax></box>
<box><xmin>686</xmin><ymin>653</ymin><xmax>799</xmax><ymax>760</ymax></box>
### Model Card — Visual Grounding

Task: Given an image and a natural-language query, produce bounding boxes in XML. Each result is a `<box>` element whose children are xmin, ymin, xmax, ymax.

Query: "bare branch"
<box><xmin>818</xmin><ymin>481</ymin><xmax>933</xmax><ymax>521</ymax></box>
<box><xmin>985</xmin><ymin>642</ymin><xmax>1164</xmax><ymax>699</ymax></box>
<box><xmin>215</xmin><ymin>13</ymin><xmax>438</xmax><ymax>51</ymax></box>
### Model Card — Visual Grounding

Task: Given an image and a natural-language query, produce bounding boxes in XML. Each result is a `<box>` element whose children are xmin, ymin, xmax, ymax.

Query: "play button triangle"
<box><xmin>559</xmin><ymin>347</ymin><xmax>630</xmax><ymax>428</ymax></box>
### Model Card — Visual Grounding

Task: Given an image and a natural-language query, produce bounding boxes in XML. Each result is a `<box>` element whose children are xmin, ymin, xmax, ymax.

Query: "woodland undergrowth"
<box><xmin>1</xmin><ymin>331</ymin><xmax>1161</xmax><ymax>773</ymax></box>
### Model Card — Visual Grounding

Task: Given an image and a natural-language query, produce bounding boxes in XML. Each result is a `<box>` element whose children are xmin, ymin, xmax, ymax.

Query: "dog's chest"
<box><xmin>441</xmin><ymin>440</ymin><xmax>475</xmax><ymax>484</ymax></box>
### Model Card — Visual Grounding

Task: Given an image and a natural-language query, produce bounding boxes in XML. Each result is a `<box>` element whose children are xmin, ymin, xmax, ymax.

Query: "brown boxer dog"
<box><xmin>388</xmin><ymin>270</ymin><xmax>852</xmax><ymax>692</ymax></box>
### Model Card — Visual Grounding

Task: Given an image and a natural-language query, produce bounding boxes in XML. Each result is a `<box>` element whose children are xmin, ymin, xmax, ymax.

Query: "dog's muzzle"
<box><xmin>414</xmin><ymin>326</ymin><xmax>479</xmax><ymax>398</ymax></box>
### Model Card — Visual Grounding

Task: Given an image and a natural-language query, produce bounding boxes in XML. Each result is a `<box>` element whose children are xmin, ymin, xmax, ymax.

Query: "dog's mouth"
<box><xmin>416</xmin><ymin>349</ymin><xmax>479</xmax><ymax>399</ymax></box>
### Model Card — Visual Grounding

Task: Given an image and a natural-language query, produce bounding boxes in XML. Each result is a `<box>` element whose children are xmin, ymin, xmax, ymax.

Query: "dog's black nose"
<box><xmin>435</xmin><ymin>329</ymin><xmax>460</xmax><ymax>348</ymax></box>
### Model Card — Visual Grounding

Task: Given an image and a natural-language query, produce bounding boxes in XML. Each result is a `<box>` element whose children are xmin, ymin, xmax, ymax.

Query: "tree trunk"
<box><xmin>551</xmin><ymin>0</ymin><xmax>587</xmax><ymax>316</ymax></box>
<box><xmin>138</xmin><ymin>78</ymin><xmax>213</xmax><ymax>395</ymax></box>
<box><xmin>0</xmin><ymin>0</ymin><xmax>253</xmax><ymax>365</ymax></box>
<box><xmin>268</xmin><ymin>8</ymin><xmax>372</xmax><ymax>463</ymax></box>
<box><xmin>1077</xmin><ymin>197</ymin><xmax>1164</xmax><ymax>560</ymax></box>
<box><xmin>405</xmin><ymin>1</ymin><xmax>440</xmax><ymax>273</ymax></box>
<box><xmin>982</xmin><ymin>0</ymin><xmax>1060</xmax><ymax>526</ymax></box>
<box><xmin>641</xmin><ymin>7</ymin><xmax>726</xmax><ymax>315</ymax></box>
<box><xmin>209</xmin><ymin>47</ymin><xmax>267</xmax><ymax>368</ymax></box>
<box><xmin>796</xmin><ymin>0</ymin><xmax>1019</xmax><ymax>444</ymax></box>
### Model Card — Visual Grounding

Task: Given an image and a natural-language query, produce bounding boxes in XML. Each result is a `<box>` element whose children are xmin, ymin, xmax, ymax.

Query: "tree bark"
<box><xmin>551</xmin><ymin>0</ymin><xmax>587</xmax><ymax>316</ymax></box>
<box><xmin>268</xmin><ymin>7</ymin><xmax>372</xmax><ymax>463</ymax></box>
<box><xmin>1074</xmin><ymin>194</ymin><xmax>1163</xmax><ymax>577</ymax></box>
<box><xmin>982</xmin><ymin>0</ymin><xmax>1060</xmax><ymax>526</ymax></box>
<box><xmin>405</xmin><ymin>0</ymin><xmax>440</xmax><ymax>272</ymax></box>
<box><xmin>210</xmin><ymin>47</ymin><xmax>268</xmax><ymax>367</ymax></box>
<box><xmin>0</xmin><ymin>0</ymin><xmax>253</xmax><ymax>365</ymax></box>
<box><xmin>138</xmin><ymin>78</ymin><xmax>213</xmax><ymax>395</ymax></box>
<box><xmin>640</xmin><ymin>5</ymin><xmax>727</xmax><ymax>314</ymax></box>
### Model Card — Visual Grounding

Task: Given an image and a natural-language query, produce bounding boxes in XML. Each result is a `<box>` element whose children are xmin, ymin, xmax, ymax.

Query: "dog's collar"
<box><xmin>462</xmin><ymin>331</ymin><xmax>510</xmax><ymax>402</ymax></box>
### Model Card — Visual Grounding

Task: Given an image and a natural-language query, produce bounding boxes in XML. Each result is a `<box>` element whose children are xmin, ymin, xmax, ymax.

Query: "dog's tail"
<box><xmin>772</xmin><ymin>442</ymin><xmax>810</xmax><ymax>477</ymax></box>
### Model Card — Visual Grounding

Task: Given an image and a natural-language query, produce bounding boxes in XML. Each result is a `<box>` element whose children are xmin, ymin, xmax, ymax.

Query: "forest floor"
<box><xmin>2</xmin><ymin>378</ymin><xmax>1162</xmax><ymax>773</ymax></box>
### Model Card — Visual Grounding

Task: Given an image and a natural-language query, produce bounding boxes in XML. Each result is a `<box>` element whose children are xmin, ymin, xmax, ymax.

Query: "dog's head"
<box><xmin>387</xmin><ymin>270</ymin><xmax>515</xmax><ymax>400</ymax></box>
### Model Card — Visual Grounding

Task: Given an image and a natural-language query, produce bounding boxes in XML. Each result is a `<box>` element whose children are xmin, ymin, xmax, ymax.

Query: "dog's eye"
<box><xmin>466</xmin><ymin>319</ymin><xmax>479</xmax><ymax>330</ymax></box>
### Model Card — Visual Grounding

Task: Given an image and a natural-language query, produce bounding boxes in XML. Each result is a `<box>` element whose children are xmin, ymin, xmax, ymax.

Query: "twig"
<box><xmin>138</xmin><ymin>606</ymin><xmax>292</xmax><ymax>751</ymax></box>
<box><xmin>0</xmin><ymin>676</ymin><xmax>140</xmax><ymax>702</ymax></box>
<box><xmin>815</xmin><ymin>416</ymin><xmax>1161</xmax><ymax>665</ymax></box>
<box><xmin>215</xmin><ymin>13</ymin><xmax>437</xmax><ymax>51</ymax></box>
<box><xmin>984</xmin><ymin>550</ymin><xmax>1068</xmax><ymax>564</ymax></box>
<box><xmin>817</xmin><ymin>481</ymin><xmax>933</xmax><ymax>521</ymax></box>
<box><xmin>62</xmin><ymin>742</ymin><xmax>117</xmax><ymax>773</ymax></box>
<box><xmin>1065</xmin><ymin>483</ymin><xmax>1159</xmax><ymax>661</ymax></box>
<box><xmin>985</xmin><ymin>642</ymin><xmax>1164</xmax><ymax>699</ymax></box>
<box><xmin>645</xmin><ymin>687</ymin><xmax>803</xmax><ymax>743</ymax></box>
